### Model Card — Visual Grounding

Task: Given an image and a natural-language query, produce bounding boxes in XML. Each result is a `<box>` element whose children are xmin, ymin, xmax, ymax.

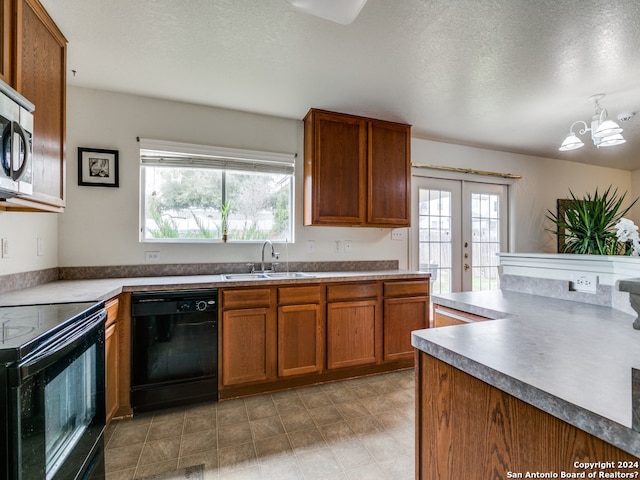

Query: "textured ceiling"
<box><xmin>41</xmin><ymin>0</ymin><xmax>640</xmax><ymax>170</ymax></box>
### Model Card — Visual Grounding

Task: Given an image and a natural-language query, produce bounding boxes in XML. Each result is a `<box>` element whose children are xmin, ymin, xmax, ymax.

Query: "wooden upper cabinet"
<box><xmin>303</xmin><ymin>108</ymin><xmax>411</xmax><ymax>227</ymax></box>
<box><xmin>0</xmin><ymin>0</ymin><xmax>12</xmax><ymax>84</ymax></box>
<box><xmin>7</xmin><ymin>0</ymin><xmax>67</xmax><ymax>211</ymax></box>
<box><xmin>368</xmin><ymin>120</ymin><xmax>411</xmax><ymax>226</ymax></box>
<box><xmin>304</xmin><ymin>109</ymin><xmax>367</xmax><ymax>225</ymax></box>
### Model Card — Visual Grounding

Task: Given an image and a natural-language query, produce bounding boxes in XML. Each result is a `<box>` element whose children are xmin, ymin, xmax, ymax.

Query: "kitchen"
<box><xmin>1</xmin><ymin>0</ymin><xmax>640</xmax><ymax>479</ymax></box>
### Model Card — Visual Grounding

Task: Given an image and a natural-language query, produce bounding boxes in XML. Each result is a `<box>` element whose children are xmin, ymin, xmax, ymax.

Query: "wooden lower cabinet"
<box><xmin>383</xmin><ymin>296</ymin><xmax>429</xmax><ymax>361</ymax></box>
<box><xmin>103</xmin><ymin>293</ymin><xmax>133</xmax><ymax>421</ymax></box>
<box><xmin>104</xmin><ymin>297</ymin><xmax>120</xmax><ymax>424</ymax></box>
<box><xmin>327</xmin><ymin>299</ymin><xmax>380</xmax><ymax>369</ymax></box>
<box><xmin>415</xmin><ymin>352</ymin><xmax>638</xmax><ymax>479</ymax></box>
<box><xmin>221</xmin><ymin>307</ymin><xmax>275</xmax><ymax>386</ymax></box>
<box><xmin>219</xmin><ymin>278</ymin><xmax>429</xmax><ymax>399</ymax></box>
<box><xmin>433</xmin><ymin>304</ymin><xmax>491</xmax><ymax>327</ymax></box>
<box><xmin>383</xmin><ymin>280</ymin><xmax>430</xmax><ymax>362</ymax></box>
<box><xmin>278</xmin><ymin>303</ymin><xmax>323</xmax><ymax>377</ymax></box>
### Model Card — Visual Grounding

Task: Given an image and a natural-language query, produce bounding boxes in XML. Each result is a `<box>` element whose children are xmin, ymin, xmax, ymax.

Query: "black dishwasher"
<box><xmin>131</xmin><ymin>289</ymin><xmax>218</xmax><ymax>413</ymax></box>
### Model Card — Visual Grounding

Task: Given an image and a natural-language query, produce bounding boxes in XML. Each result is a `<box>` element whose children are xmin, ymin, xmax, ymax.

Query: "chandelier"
<box><xmin>559</xmin><ymin>94</ymin><xmax>629</xmax><ymax>151</ymax></box>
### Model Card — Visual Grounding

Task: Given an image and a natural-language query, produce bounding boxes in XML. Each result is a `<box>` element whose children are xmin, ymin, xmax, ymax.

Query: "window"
<box><xmin>139</xmin><ymin>139</ymin><xmax>295</xmax><ymax>242</ymax></box>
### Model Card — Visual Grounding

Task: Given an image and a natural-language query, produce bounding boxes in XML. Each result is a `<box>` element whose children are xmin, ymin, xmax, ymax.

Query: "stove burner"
<box><xmin>1</xmin><ymin>324</ymin><xmax>35</xmax><ymax>343</ymax></box>
<box><xmin>0</xmin><ymin>307</ymin><xmax>42</xmax><ymax>343</ymax></box>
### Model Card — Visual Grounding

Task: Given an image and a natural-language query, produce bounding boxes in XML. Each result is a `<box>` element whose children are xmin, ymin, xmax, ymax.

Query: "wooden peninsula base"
<box><xmin>415</xmin><ymin>352</ymin><xmax>639</xmax><ymax>479</ymax></box>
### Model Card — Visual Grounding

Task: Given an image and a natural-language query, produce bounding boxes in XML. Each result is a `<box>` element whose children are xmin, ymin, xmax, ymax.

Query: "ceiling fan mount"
<box><xmin>283</xmin><ymin>0</ymin><xmax>369</xmax><ymax>25</ymax></box>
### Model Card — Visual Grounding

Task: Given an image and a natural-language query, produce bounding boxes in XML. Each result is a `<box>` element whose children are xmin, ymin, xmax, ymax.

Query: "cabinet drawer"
<box><xmin>433</xmin><ymin>304</ymin><xmax>491</xmax><ymax>327</ymax></box>
<box><xmin>222</xmin><ymin>288</ymin><xmax>271</xmax><ymax>309</ymax></box>
<box><xmin>384</xmin><ymin>281</ymin><xmax>429</xmax><ymax>298</ymax></box>
<box><xmin>327</xmin><ymin>283</ymin><xmax>379</xmax><ymax>301</ymax></box>
<box><xmin>105</xmin><ymin>298</ymin><xmax>120</xmax><ymax>328</ymax></box>
<box><xmin>278</xmin><ymin>285</ymin><xmax>321</xmax><ymax>305</ymax></box>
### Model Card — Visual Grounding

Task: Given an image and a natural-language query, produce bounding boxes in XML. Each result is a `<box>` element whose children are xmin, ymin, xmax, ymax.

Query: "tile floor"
<box><xmin>104</xmin><ymin>369</ymin><xmax>415</xmax><ymax>480</ymax></box>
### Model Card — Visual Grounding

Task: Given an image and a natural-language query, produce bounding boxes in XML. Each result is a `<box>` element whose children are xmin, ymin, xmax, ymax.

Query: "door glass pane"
<box><xmin>418</xmin><ymin>188</ymin><xmax>452</xmax><ymax>294</ymax></box>
<box><xmin>45</xmin><ymin>345</ymin><xmax>97</xmax><ymax>479</ymax></box>
<box><xmin>470</xmin><ymin>192</ymin><xmax>501</xmax><ymax>291</ymax></box>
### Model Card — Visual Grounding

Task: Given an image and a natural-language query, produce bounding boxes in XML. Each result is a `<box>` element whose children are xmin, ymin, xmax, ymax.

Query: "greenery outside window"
<box><xmin>139</xmin><ymin>139</ymin><xmax>295</xmax><ymax>242</ymax></box>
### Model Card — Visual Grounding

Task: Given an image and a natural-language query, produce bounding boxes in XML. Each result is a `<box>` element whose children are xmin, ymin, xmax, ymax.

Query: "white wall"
<box><xmin>0</xmin><ymin>211</ymin><xmax>58</xmax><ymax>275</ymax></box>
<box><xmin>0</xmin><ymin>85</ymin><xmax>636</xmax><ymax>275</ymax></box>
<box><xmin>59</xmin><ymin>87</ymin><xmax>405</xmax><ymax>268</ymax></box>
<box><xmin>411</xmin><ymin>139</ymin><xmax>634</xmax><ymax>255</ymax></box>
<box><xmin>631</xmin><ymin>170</ymin><xmax>640</xmax><ymax>222</ymax></box>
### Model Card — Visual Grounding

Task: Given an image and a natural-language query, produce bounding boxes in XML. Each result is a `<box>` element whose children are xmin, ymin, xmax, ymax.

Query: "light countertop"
<box><xmin>414</xmin><ymin>290</ymin><xmax>640</xmax><ymax>457</ymax></box>
<box><xmin>0</xmin><ymin>270</ymin><xmax>429</xmax><ymax>307</ymax></box>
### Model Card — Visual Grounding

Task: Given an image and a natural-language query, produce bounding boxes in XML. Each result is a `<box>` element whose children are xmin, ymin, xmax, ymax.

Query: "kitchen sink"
<box><xmin>266</xmin><ymin>272</ymin><xmax>315</xmax><ymax>278</ymax></box>
<box><xmin>222</xmin><ymin>272</ymin><xmax>315</xmax><ymax>280</ymax></box>
<box><xmin>223</xmin><ymin>273</ymin><xmax>269</xmax><ymax>280</ymax></box>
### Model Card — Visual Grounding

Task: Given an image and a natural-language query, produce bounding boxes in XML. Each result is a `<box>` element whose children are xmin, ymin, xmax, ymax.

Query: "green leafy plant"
<box><xmin>220</xmin><ymin>201</ymin><xmax>231</xmax><ymax>240</ymax></box>
<box><xmin>148</xmin><ymin>207</ymin><xmax>180</xmax><ymax>238</ymax></box>
<box><xmin>546</xmin><ymin>186</ymin><xmax>638</xmax><ymax>255</ymax></box>
<box><xmin>191</xmin><ymin>211</ymin><xmax>214</xmax><ymax>238</ymax></box>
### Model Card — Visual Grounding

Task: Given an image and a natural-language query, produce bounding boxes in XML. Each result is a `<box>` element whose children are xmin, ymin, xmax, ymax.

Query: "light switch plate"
<box><xmin>1</xmin><ymin>238</ymin><xmax>8</xmax><ymax>258</ymax></box>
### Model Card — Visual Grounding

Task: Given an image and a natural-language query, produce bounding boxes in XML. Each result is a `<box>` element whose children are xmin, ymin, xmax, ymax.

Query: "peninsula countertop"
<box><xmin>413</xmin><ymin>289</ymin><xmax>640</xmax><ymax>457</ymax></box>
<box><xmin>0</xmin><ymin>270</ymin><xmax>429</xmax><ymax>307</ymax></box>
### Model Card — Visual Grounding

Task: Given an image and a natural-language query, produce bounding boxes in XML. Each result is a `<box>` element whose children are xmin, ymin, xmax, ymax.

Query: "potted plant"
<box><xmin>220</xmin><ymin>201</ymin><xmax>231</xmax><ymax>242</ymax></box>
<box><xmin>546</xmin><ymin>186</ymin><xmax>638</xmax><ymax>255</ymax></box>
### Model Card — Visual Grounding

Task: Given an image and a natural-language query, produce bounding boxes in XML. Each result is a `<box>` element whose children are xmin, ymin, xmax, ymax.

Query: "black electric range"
<box><xmin>0</xmin><ymin>301</ymin><xmax>103</xmax><ymax>363</ymax></box>
<box><xmin>0</xmin><ymin>301</ymin><xmax>107</xmax><ymax>480</ymax></box>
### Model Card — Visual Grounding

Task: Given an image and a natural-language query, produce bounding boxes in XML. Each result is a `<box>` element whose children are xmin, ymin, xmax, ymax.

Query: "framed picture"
<box><xmin>78</xmin><ymin>147</ymin><xmax>119</xmax><ymax>187</ymax></box>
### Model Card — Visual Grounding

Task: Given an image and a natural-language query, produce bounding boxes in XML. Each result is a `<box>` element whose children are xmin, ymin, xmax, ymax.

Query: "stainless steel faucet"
<box><xmin>260</xmin><ymin>240</ymin><xmax>279</xmax><ymax>272</ymax></box>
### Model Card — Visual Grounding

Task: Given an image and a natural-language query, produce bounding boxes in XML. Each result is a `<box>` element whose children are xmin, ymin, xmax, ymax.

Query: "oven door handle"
<box><xmin>14</xmin><ymin>310</ymin><xmax>106</xmax><ymax>383</ymax></box>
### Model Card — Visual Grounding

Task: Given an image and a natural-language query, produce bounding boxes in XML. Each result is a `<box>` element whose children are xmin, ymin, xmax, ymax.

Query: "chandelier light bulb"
<box><xmin>559</xmin><ymin>132</ymin><xmax>584</xmax><ymax>151</ymax></box>
<box><xmin>593</xmin><ymin>119</ymin><xmax>623</xmax><ymax>138</ymax></box>
<box><xmin>598</xmin><ymin>133</ymin><xmax>626</xmax><ymax>148</ymax></box>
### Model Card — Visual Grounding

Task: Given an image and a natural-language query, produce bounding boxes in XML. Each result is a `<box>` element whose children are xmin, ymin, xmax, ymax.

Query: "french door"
<box><xmin>411</xmin><ymin>176</ymin><xmax>508</xmax><ymax>293</ymax></box>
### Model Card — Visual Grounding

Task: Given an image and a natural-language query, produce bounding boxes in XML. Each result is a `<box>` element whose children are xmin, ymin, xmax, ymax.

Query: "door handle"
<box><xmin>464</xmin><ymin>264</ymin><xmax>470</xmax><ymax>271</ymax></box>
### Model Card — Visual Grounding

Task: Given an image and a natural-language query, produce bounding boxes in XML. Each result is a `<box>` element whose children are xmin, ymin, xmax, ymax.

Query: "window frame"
<box><xmin>139</xmin><ymin>139</ymin><xmax>296</xmax><ymax>244</ymax></box>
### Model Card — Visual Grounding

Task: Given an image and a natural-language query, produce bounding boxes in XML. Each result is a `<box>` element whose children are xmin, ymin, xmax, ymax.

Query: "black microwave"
<box><xmin>0</xmin><ymin>80</ymin><xmax>34</xmax><ymax>199</ymax></box>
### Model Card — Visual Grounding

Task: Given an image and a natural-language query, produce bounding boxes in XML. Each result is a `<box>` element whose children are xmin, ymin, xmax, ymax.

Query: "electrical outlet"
<box><xmin>391</xmin><ymin>229</ymin><xmax>405</xmax><ymax>240</ymax></box>
<box><xmin>1</xmin><ymin>238</ymin><xmax>8</xmax><ymax>258</ymax></box>
<box><xmin>145</xmin><ymin>251</ymin><xmax>161</xmax><ymax>262</ymax></box>
<box><xmin>37</xmin><ymin>237</ymin><xmax>45</xmax><ymax>256</ymax></box>
<box><xmin>571</xmin><ymin>274</ymin><xmax>598</xmax><ymax>294</ymax></box>
<box><xmin>333</xmin><ymin>240</ymin><xmax>342</xmax><ymax>254</ymax></box>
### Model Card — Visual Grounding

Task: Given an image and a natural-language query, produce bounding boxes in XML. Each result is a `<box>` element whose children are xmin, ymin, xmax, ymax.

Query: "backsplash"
<box><xmin>1</xmin><ymin>260</ymin><xmax>400</xmax><ymax>293</ymax></box>
<box><xmin>0</xmin><ymin>268</ymin><xmax>58</xmax><ymax>294</ymax></box>
<box><xmin>500</xmin><ymin>273</ymin><xmax>634</xmax><ymax>316</ymax></box>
